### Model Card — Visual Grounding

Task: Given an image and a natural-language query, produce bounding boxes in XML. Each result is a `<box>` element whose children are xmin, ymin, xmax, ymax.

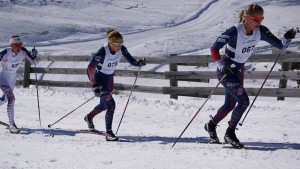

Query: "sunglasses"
<box><xmin>11</xmin><ymin>43</ymin><xmax>23</xmax><ymax>46</ymax></box>
<box><xmin>247</xmin><ymin>15</ymin><xmax>264</xmax><ymax>24</ymax></box>
<box><xmin>111</xmin><ymin>41</ymin><xmax>123</xmax><ymax>47</ymax></box>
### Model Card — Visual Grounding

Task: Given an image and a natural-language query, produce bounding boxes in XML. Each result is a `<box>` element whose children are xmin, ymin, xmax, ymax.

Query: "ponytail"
<box><xmin>238</xmin><ymin>10</ymin><xmax>245</xmax><ymax>23</ymax></box>
<box><xmin>106</xmin><ymin>28</ymin><xmax>123</xmax><ymax>42</ymax></box>
<box><xmin>238</xmin><ymin>3</ymin><xmax>264</xmax><ymax>22</ymax></box>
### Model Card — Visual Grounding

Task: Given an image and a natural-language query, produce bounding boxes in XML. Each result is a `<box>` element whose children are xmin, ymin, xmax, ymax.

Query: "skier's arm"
<box><xmin>211</xmin><ymin>26</ymin><xmax>237</xmax><ymax>61</ymax></box>
<box><xmin>87</xmin><ymin>47</ymin><xmax>105</xmax><ymax>85</ymax></box>
<box><xmin>22</xmin><ymin>47</ymin><xmax>39</xmax><ymax>65</ymax></box>
<box><xmin>259</xmin><ymin>25</ymin><xmax>286</xmax><ymax>49</ymax></box>
<box><xmin>121</xmin><ymin>46</ymin><xmax>138</xmax><ymax>66</ymax></box>
<box><xmin>0</xmin><ymin>49</ymin><xmax>7</xmax><ymax>61</ymax></box>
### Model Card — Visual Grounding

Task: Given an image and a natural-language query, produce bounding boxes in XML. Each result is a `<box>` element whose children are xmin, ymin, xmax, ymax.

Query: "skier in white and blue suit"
<box><xmin>85</xmin><ymin>28</ymin><xmax>146</xmax><ymax>141</ymax></box>
<box><xmin>204</xmin><ymin>3</ymin><xmax>298</xmax><ymax>148</ymax></box>
<box><xmin>0</xmin><ymin>35</ymin><xmax>39</xmax><ymax>134</ymax></box>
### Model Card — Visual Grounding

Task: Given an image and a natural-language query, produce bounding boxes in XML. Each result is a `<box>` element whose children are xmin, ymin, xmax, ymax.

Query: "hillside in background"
<box><xmin>1</xmin><ymin>0</ymin><xmax>299</xmax><ymax>56</ymax></box>
<box><xmin>0</xmin><ymin>1</ymin><xmax>300</xmax><ymax>169</ymax></box>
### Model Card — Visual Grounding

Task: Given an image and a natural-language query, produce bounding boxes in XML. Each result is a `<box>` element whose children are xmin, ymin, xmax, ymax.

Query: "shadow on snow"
<box><xmin>15</xmin><ymin>127</ymin><xmax>300</xmax><ymax>151</ymax></box>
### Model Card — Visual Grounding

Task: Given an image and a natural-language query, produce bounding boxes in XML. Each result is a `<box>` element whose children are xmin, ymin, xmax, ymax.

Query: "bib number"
<box><xmin>11</xmin><ymin>63</ymin><xmax>20</xmax><ymax>68</ymax></box>
<box><xmin>107</xmin><ymin>61</ymin><xmax>118</xmax><ymax>67</ymax></box>
<box><xmin>242</xmin><ymin>45</ymin><xmax>255</xmax><ymax>53</ymax></box>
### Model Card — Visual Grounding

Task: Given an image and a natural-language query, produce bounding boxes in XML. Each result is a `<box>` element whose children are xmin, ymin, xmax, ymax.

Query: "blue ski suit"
<box><xmin>87</xmin><ymin>43</ymin><xmax>139</xmax><ymax>130</ymax></box>
<box><xmin>210</xmin><ymin>23</ymin><xmax>287</xmax><ymax>129</ymax></box>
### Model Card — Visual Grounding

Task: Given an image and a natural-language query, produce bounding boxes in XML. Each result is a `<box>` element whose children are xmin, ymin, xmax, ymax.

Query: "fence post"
<box><xmin>23</xmin><ymin>59</ymin><xmax>31</xmax><ymax>88</ymax></box>
<box><xmin>275</xmin><ymin>50</ymin><xmax>290</xmax><ymax>101</ymax></box>
<box><xmin>169</xmin><ymin>54</ymin><xmax>178</xmax><ymax>99</ymax></box>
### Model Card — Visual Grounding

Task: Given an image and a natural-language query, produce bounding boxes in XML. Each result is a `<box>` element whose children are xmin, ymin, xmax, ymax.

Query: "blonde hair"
<box><xmin>239</xmin><ymin>3</ymin><xmax>264</xmax><ymax>23</ymax></box>
<box><xmin>106</xmin><ymin>28</ymin><xmax>123</xmax><ymax>42</ymax></box>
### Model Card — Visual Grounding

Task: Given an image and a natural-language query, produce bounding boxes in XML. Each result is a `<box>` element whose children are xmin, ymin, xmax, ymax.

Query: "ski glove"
<box><xmin>137</xmin><ymin>59</ymin><xmax>146</xmax><ymax>67</ymax></box>
<box><xmin>284</xmin><ymin>27</ymin><xmax>299</xmax><ymax>41</ymax></box>
<box><xmin>32</xmin><ymin>48</ymin><xmax>38</xmax><ymax>58</ymax></box>
<box><xmin>216</xmin><ymin>60</ymin><xmax>233</xmax><ymax>75</ymax></box>
<box><xmin>93</xmin><ymin>84</ymin><xmax>102</xmax><ymax>97</ymax></box>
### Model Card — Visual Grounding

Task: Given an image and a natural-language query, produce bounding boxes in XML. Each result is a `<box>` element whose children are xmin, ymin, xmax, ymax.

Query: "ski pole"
<box><xmin>0</xmin><ymin>121</ymin><xmax>9</xmax><ymax>127</ymax></box>
<box><xmin>239</xmin><ymin>42</ymin><xmax>290</xmax><ymax>126</ymax></box>
<box><xmin>116</xmin><ymin>66</ymin><xmax>142</xmax><ymax>134</ymax></box>
<box><xmin>34</xmin><ymin>64</ymin><xmax>42</xmax><ymax>128</ymax></box>
<box><xmin>48</xmin><ymin>96</ymin><xmax>95</xmax><ymax>128</ymax></box>
<box><xmin>32</xmin><ymin>46</ymin><xmax>42</xmax><ymax>128</ymax></box>
<box><xmin>172</xmin><ymin>74</ymin><xmax>227</xmax><ymax>148</ymax></box>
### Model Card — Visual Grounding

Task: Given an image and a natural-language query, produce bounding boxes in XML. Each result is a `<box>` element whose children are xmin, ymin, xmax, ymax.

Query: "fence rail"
<box><xmin>17</xmin><ymin>50</ymin><xmax>300</xmax><ymax>100</ymax></box>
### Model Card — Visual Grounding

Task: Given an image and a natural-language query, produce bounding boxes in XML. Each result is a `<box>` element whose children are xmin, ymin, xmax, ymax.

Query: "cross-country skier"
<box><xmin>85</xmin><ymin>28</ymin><xmax>146</xmax><ymax>141</ymax></box>
<box><xmin>0</xmin><ymin>35</ymin><xmax>39</xmax><ymax>134</ymax></box>
<box><xmin>204</xmin><ymin>3</ymin><xmax>298</xmax><ymax>148</ymax></box>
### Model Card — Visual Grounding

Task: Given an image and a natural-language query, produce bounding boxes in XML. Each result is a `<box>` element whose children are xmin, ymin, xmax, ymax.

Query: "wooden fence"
<box><xmin>16</xmin><ymin>50</ymin><xmax>300</xmax><ymax>100</ymax></box>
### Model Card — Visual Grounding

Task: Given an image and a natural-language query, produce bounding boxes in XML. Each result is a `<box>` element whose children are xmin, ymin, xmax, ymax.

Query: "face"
<box><xmin>10</xmin><ymin>42</ymin><xmax>23</xmax><ymax>53</ymax></box>
<box><xmin>109</xmin><ymin>38</ymin><xmax>124</xmax><ymax>52</ymax></box>
<box><xmin>244</xmin><ymin>13</ymin><xmax>264</xmax><ymax>30</ymax></box>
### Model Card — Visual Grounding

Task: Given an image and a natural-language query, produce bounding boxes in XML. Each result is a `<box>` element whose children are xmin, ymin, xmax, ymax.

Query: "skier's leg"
<box><xmin>225</xmin><ymin>87</ymin><xmax>249</xmax><ymax>129</ymax></box>
<box><xmin>84</xmin><ymin>99</ymin><xmax>107</xmax><ymax>130</ymax></box>
<box><xmin>0</xmin><ymin>94</ymin><xmax>8</xmax><ymax>106</ymax></box>
<box><xmin>212</xmin><ymin>90</ymin><xmax>236</xmax><ymax>124</ymax></box>
<box><xmin>102</xmin><ymin>94</ymin><xmax>118</xmax><ymax>141</ymax></box>
<box><xmin>0</xmin><ymin>85</ymin><xmax>19</xmax><ymax>134</ymax></box>
<box><xmin>222</xmin><ymin>83</ymin><xmax>249</xmax><ymax>148</ymax></box>
<box><xmin>0</xmin><ymin>85</ymin><xmax>15</xmax><ymax>124</ymax></box>
<box><xmin>205</xmin><ymin>90</ymin><xmax>236</xmax><ymax>143</ymax></box>
<box><xmin>0</xmin><ymin>84</ymin><xmax>9</xmax><ymax>106</ymax></box>
<box><xmin>102</xmin><ymin>94</ymin><xmax>115</xmax><ymax>131</ymax></box>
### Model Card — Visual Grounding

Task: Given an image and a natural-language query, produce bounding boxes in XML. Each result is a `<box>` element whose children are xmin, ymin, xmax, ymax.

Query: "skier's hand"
<box><xmin>92</xmin><ymin>84</ymin><xmax>102</xmax><ymax>97</ymax></box>
<box><xmin>216</xmin><ymin>60</ymin><xmax>233</xmax><ymax>75</ymax></box>
<box><xmin>32</xmin><ymin>48</ymin><xmax>38</xmax><ymax>58</ymax></box>
<box><xmin>221</xmin><ymin>66</ymin><xmax>234</xmax><ymax>75</ymax></box>
<box><xmin>137</xmin><ymin>59</ymin><xmax>146</xmax><ymax>67</ymax></box>
<box><xmin>284</xmin><ymin>27</ymin><xmax>299</xmax><ymax>41</ymax></box>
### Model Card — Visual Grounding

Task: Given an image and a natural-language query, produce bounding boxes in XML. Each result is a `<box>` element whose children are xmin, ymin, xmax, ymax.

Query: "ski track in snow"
<box><xmin>1</xmin><ymin>0</ymin><xmax>300</xmax><ymax>169</ymax></box>
<box><xmin>1</xmin><ymin>87</ymin><xmax>300</xmax><ymax>169</ymax></box>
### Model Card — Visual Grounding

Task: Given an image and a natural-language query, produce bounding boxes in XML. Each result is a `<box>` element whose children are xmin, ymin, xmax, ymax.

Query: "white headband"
<box><xmin>10</xmin><ymin>36</ymin><xmax>23</xmax><ymax>45</ymax></box>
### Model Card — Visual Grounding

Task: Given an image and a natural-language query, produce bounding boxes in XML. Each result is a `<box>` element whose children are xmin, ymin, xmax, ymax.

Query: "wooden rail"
<box><xmin>17</xmin><ymin>50</ymin><xmax>300</xmax><ymax>100</ymax></box>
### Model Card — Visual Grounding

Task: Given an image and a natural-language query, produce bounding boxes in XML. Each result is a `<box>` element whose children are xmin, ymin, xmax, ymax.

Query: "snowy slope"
<box><xmin>1</xmin><ymin>88</ymin><xmax>300</xmax><ymax>169</ymax></box>
<box><xmin>1</xmin><ymin>0</ymin><xmax>300</xmax><ymax>169</ymax></box>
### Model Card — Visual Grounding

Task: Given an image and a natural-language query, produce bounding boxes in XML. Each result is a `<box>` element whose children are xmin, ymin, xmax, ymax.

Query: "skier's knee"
<box><xmin>107</xmin><ymin>98</ymin><xmax>115</xmax><ymax>111</ymax></box>
<box><xmin>7</xmin><ymin>94</ymin><xmax>15</xmax><ymax>104</ymax></box>
<box><xmin>238</xmin><ymin>95</ymin><xmax>249</xmax><ymax>110</ymax></box>
<box><xmin>101</xmin><ymin>94</ymin><xmax>115</xmax><ymax>110</ymax></box>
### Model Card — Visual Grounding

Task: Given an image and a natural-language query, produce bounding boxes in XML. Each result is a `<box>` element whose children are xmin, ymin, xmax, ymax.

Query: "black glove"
<box><xmin>137</xmin><ymin>59</ymin><xmax>146</xmax><ymax>67</ymax></box>
<box><xmin>32</xmin><ymin>47</ymin><xmax>38</xmax><ymax>58</ymax></box>
<box><xmin>216</xmin><ymin>60</ymin><xmax>234</xmax><ymax>75</ymax></box>
<box><xmin>92</xmin><ymin>84</ymin><xmax>102</xmax><ymax>97</ymax></box>
<box><xmin>221</xmin><ymin>66</ymin><xmax>234</xmax><ymax>75</ymax></box>
<box><xmin>284</xmin><ymin>28</ymin><xmax>299</xmax><ymax>41</ymax></box>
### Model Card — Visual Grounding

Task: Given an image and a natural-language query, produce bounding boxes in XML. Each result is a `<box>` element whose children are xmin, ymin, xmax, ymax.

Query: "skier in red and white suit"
<box><xmin>0</xmin><ymin>35</ymin><xmax>39</xmax><ymax>134</ymax></box>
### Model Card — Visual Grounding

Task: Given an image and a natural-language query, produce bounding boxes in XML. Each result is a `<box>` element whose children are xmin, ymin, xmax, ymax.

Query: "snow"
<box><xmin>1</xmin><ymin>0</ymin><xmax>300</xmax><ymax>169</ymax></box>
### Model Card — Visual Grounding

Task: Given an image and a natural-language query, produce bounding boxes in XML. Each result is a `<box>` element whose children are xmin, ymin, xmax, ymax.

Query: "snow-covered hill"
<box><xmin>1</xmin><ymin>0</ymin><xmax>300</xmax><ymax>169</ymax></box>
<box><xmin>1</xmin><ymin>0</ymin><xmax>299</xmax><ymax>56</ymax></box>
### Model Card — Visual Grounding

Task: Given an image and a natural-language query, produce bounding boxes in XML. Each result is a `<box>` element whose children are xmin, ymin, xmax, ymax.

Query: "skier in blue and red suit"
<box><xmin>204</xmin><ymin>3</ymin><xmax>298</xmax><ymax>148</ymax></box>
<box><xmin>85</xmin><ymin>28</ymin><xmax>146</xmax><ymax>141</ymax></box>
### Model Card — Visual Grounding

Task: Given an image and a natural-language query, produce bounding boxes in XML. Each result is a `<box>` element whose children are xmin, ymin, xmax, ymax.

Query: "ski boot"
<box><xmin>204</xmin><ymin>120</ymin><xmax>220</xmax><ymax>143</ymax></box>
<box><xmin>224</xmin><ymin>127</ymin><xmax>244</xmax><ymax>148</ymax></box>
<box><xmin>9</xmin><ymin>123</ymin><xmax>20</xmax><ymax>134</ymax></box>
<box><xmin>84</xmin><ymin>114</ymin><xmax>95</xmax><ymax>131</ymax></box>
<box><xmin>106</xmin><ymin>130</ymin><xmax>119</xmax><ymax>141</ymax></box>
